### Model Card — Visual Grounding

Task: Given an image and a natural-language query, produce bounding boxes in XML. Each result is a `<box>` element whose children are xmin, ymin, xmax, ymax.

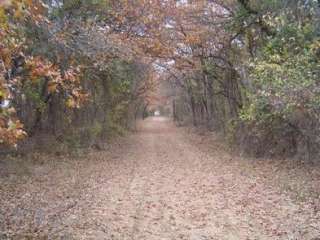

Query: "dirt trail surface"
<box><xmin>1</xmin><ymin>117</ymin><xmax>320</xmax><ymax>239</ymax></box>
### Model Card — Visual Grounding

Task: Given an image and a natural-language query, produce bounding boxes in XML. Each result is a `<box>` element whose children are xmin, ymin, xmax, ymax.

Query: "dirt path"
<box><xmin>1</xmin><ymin>117</ymin><xmax>320</xmax><ymax>239</ymax></box>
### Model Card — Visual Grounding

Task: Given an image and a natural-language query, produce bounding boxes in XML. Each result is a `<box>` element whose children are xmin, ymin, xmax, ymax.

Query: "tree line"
<box><xmin>161</xmin><ymin>0</ymin><xmax>320</xmax><ymax>159</ymax></box>
<box><xmin>0</xmin><ymin>0</ymin><xmax>156</xmax><ymax>151</ymax></box>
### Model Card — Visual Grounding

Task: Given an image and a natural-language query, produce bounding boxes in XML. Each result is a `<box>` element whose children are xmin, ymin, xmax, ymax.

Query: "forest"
<box><xmin>1</xmin><ymin>0</ymin><xmax>320</xmax><ymax>239</ymax></box>
<box><xmin>1</xmin><ymin>0</ymin><xmax>320</xmax><ymax>159</ymax></box>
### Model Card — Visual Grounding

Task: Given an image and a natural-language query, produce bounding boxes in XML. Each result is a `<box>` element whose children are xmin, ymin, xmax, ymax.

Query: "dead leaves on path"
<box><xmin>0</xmin><ymin>121</ymin><xmax>320</xmax><ymax>239</ymax></box>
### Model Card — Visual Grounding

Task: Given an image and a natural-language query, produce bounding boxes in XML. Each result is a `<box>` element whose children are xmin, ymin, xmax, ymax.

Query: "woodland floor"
<box><xmin>0</xmin><ymin>117</ymin><xmax>320</xmax><ymax>240</ymax></box>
